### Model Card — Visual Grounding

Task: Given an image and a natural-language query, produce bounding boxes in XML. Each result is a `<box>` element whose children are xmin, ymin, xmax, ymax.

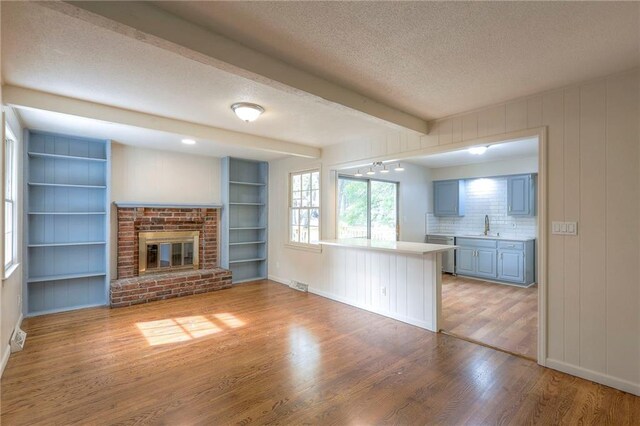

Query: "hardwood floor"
<box><xmin>2</xmin><ymin>280</ymin><xmax>638</xmax><ymax>424</ymax></box>
<box><xmin>442</xmin><ymin>274</ymin><xmax>538</xmax><ymax>359</ymax></box>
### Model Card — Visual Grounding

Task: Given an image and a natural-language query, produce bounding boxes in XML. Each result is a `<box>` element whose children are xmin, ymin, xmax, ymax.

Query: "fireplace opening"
<box><xmin>139</xmin><ymin>231</ymin><xmax>199</xmax><ymax>274</ymax></box>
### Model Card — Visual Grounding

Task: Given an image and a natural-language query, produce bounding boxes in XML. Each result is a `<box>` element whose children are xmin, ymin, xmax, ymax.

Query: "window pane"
<box><xmin>291</xmin><ymin>226</ymin><xmax>300</xmax><ymax>243</ymax></box>
<box><xmin>172</xmin><ymin>243</ymin><xmax>183</xmax><ymax>266</ymax></box>
<box><xmin>301</xmin><ymin>190</ymin><xmax>310</xmax><ymax>207</ymax></box>
<box><xmin>299</xmin><ymin>209</ymin><xmax>309</xmax><ymax>226</ymax></box>
<box><xmin>310</xmin><ymin>208</ymin><xmax>319</xmax><ymax>227</ymax></box>
<box><xmin>338</xmin><ymin>178</ymin><xmax>368</xmax><ymax>238</ymax></box>
<box><xmin>309</xmin><ymin>227</ymin><xmax>319</xmax><ymax>244</ymax></box>
<box><xmin>290</xmin><ymin>209</ymin><xmax>299</xmax><ymax>226</ymax></box>
<box><xmin>370</xmin><ymin>180</ymin><xmax>398</xmax><ymax>241</ymax></box>
<box><xmin>302</xmin><ymin>173</ymin><xmax>310</xmax><ymax>190</ymax></box>
<box><xmin>183</xmin><ymin>242</ymin><xmax>194</xmax><ymax>265</ymax></box>
<box><xmin>311</xmin><ymin>190</ymin><xmax>319</xmax><ymax>207</ymax></box>
<box><xmin>5</xmin><ymin>232</ymin><xmax>12</xmax><ymax>266</ymax></box>
<box><xmin>300</xmin><ymin>225</ymin><xmax>309</xmax><ymax>244</ymax></box>
<box><xmin>159</xmin><ymin>243</ymin><xmax>171</xmax><ymax>267</ymax></box>
<box><xmin>311</xmin><ymin>172</ymin><xmax>319</xmax><ymax>190</ymax></box>
<box><xmin>292</xmin><ymin>174</ymin><xmax>301</xmax><ymax>191</ymax></box>
<box><xmin>147</xmin><ymin>244</ymin><xmax>158</xmax><ymax>269</ymax></box>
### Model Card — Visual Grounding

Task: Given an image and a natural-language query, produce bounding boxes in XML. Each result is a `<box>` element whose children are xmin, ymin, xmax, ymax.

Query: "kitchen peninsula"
<box><xmin>319</xmin><ymin>238</ymin><xmax>456</xmax><ymax>332</ymax></box>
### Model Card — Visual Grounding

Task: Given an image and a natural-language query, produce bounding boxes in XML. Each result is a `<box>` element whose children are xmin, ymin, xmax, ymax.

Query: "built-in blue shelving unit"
<box><xmin>24</xmin><ymin>131</ymin><xmax>110</xmax><ymax>316</ymax></box>
<box><xmin>221</xmin><ymin>157</ymin><xmax>268</xmax><ymax>283</ymax></box>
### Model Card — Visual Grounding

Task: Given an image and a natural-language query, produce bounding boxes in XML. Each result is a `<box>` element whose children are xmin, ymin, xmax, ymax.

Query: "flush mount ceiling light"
<box><xmin>231</xmin><ymin>102</ymin><xmax>264</xmax><ymax>122</ymax></box>
<box><xmin>181</xmin><ymin>138</ymin><xmax>196</xmax><ymax>145</ymax></box>
<box><xmin>354</xmin><ymin>169</ymin><xmax>363</xmax><ymax>177</ymax></box>
<box><xmin>468</xmin><ymin>146</ymin><xmax>489</xmax><ymax>155</ymax></box>
<box><xmin>394</xmin><ymin>162</ymin><xmax>405</xmax><ymax>172</ymax></box>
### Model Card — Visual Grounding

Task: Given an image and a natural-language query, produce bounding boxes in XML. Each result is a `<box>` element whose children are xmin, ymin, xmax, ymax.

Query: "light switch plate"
<box><xmin>552</xmin><ymin>221</ymin><xmax>578</xmax><ymax>235</ymax></box>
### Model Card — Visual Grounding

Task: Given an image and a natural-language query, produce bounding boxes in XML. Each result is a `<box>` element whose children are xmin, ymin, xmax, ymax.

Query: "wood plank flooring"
<box><xmin>2</xmin><ymin>280</ymin><xmax>638</xmax><ymax>425</ymax></box>
<box><xmin>442</xmin><ymin>274</ymin><xmax>538</xmax><ymax>359</ymax></box>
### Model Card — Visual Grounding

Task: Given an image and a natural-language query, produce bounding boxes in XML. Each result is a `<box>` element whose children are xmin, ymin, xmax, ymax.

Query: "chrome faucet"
<box><xmin>484</xmin><ymin>215</ymin><xmax>490</xmax><ymax>236</ymax></box>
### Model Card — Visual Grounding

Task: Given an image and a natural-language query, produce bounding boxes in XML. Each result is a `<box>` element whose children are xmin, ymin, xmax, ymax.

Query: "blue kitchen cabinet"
<box><xmin>455</xmin><ymin>247</ymin><xmax>476</xmax><ymax>275</ymax></box>
<box><xmin>433</xmin><ymin>180</ymin><xmax>465</xmax><ymax>216</ymax></box>
<box><xmin>507</xmin><ymin>174</ymin><xmax>536</xmax><ymax>216</ymax></box>
<box><xmin>498</xmin><ymin>250</ymin><xmax>525</xmax><ymax>283</ymax></box>
<box><xmin>475</xmin><ymin>248</ymin><xmax>497</xmax><ymax>279</ymax></box>
<box><xmin>455</xmin><ymin>238</ymin><xmax>535</xmax><ymax>286</ymax></box>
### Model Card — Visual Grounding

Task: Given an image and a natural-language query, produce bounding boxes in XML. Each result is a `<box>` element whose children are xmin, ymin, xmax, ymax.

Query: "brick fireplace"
<box><xmin>111</xmin><ymin>204</ymin><xmax>231</xmax><ymax>307</ymax></box>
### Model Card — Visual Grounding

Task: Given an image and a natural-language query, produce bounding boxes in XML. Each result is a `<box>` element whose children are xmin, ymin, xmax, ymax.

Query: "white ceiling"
<box><xmin>408</xmin><ymin>138</ymin><xmax>539</xmax><ymax>169</ymax></box>
<box><xmin>156</xmin><ymin>1</ymin><xmax>640</xmax><ymax>119</ymax></box>
<box><xmin>1</xmin><ymin>2</ymin><xmax>401</xmax><ymax>151</ymax></box>
<box><xmin>15</xmin><ymin>107</ymin><xmax>282</xmax><ymax>161</ymax></box>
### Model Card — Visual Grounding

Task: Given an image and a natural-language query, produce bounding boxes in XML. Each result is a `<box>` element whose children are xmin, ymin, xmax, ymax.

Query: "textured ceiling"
<box><xmin>1</xmin><ymin>2</ymin><xmax>402</xmax><ymax>149</ymax></box>
<box><xmin>156</xmin><ymin>1</ymin><xmax>640</xmax><ymax>119</ymax></box>
<box><xmin>407</xmin><ymin>138</ymin><xmax>538</xmax><ymax>169</ymax></box>
<box><xmin>15</xmin><ymin>107</ymin><xmax>283</xmax><ymax>161</ymax></box>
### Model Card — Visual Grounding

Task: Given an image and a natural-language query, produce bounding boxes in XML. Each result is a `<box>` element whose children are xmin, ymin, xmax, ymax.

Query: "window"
<box><xmin>289</xmin><ymin>170</ymin><xmax>320</xmax><ymax>245</ymax></box>
<box><xmin>338</xmin><ymin>176</ymin><xmax>398</xmax><ymax>241</ymax></box>
<box><xmin>4</xmin><ymin>126</ymin><xmax>17</xmax><ymax>273</ymax></box>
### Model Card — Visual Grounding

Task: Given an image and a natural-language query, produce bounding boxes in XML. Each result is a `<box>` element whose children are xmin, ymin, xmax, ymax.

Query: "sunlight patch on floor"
<box><xmin>136</xmin><ymin>313</ymin><xmax>245</xmax><ymax>346</ymax></box>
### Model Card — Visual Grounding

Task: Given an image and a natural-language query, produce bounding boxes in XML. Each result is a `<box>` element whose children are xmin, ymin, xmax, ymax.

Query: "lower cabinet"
<box><xmin>455</xmin><ymin>237</ymin><xmax>535</xmax><ymax>286</ymax></box>
<box><xmin>498</xmin><ymin>250</ymin><xmax>525</xmax><ymax>283</ymax></box>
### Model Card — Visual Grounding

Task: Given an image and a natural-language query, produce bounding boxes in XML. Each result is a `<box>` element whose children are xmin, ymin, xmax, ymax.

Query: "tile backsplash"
<box><xmin>427</xmin><ymin>177</ymin><xmax>537</xmax><ymax>238</ymax></box>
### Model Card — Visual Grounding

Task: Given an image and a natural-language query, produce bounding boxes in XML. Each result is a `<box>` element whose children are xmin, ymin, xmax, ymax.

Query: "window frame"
<box><xmin>288</xmin><ymin>168</ymin><xmax>321</xmax><ymax>249</ymax></box>
<box><xmin>337</xmin><ymin>174</ymin><xmax>400</xmax><ymax>241</ymax></box>
<box><xmin>3</xmin><ymin>124</ymin><xmax>18</xmax><ymax>279</ymax></box>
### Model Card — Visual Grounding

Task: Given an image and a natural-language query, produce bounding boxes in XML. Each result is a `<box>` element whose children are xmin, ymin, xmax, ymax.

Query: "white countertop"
<box><xmin>319</xmin><ymin>238</ymin><xmax>457</xmax><ymax>255</ymax></box>
<box><xmin>426</xmin><ymin>233</ymin><xmax>535</xmax><ymax>242</ymax></box>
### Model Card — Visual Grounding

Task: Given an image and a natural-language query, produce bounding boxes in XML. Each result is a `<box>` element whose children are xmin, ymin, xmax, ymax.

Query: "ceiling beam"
<box><xmin>3</xmin><ymin>85</ymin><xmax>321</xmax><ymax>158</ymax></box>
<box><xmin>47</xmin><ymin>1</ymin><xmax>428</xmax><ymax>135</ymax></box>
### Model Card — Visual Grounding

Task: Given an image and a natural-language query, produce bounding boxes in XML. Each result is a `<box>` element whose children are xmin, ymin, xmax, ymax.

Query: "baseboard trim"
<box><xmin>307</xmin><ymin>287</ymin><xmax>435</xmax><ymax>332</ymax></box>
<box><xmin>267</xmin><ymin>275</ymin><xmax>290</xmax><ymax>286</ymax></box>
<box><xmin>0</xmin><ymin>344</ymin><xmax>10</xmax><ymax>378</ymax></box>
<box><xmin>546</xmin><ymin>358</ymin><xmax>640</xmax><ymax>396</ymax></box>
<box><xmin>1</xmin><ymin>313</ymin><xmax>25</xmax><ymax>378</ymax></box>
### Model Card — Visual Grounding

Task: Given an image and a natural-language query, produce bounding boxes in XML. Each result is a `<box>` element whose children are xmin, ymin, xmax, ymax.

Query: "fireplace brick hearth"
<box><xmin>111</xmin><ymin>205</ymin><xmax>231</xmax><ymax>307</ymax></box>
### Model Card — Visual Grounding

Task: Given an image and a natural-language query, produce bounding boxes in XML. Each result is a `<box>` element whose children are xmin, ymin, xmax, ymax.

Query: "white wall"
<box><xmin>430</xmin><ymin>156</ymin><xmax>538</xmax><ymax>181</ymax></box>
<box><xmin>269</xmin><ymin>69</ymin><xmax>640</xmax><ymax>395</ymax></box>
<box><xmin>111</xmin><ymin>143</ymin><xmax>221</xmax><ymax>204</ymax></box>
<box><xmin>109</xmin><ymin>143</ymin><xmax>221</xmax><ymax>277</ymax></box>
<box><xmin>1</xmin><ymin>107</ymin><xmax>24</xmax><ymax>376</ymax></box>
<box><xmin>339</xmin><ymin>162</ymin><xmax>432</xmax><ymax>242</ymax></box>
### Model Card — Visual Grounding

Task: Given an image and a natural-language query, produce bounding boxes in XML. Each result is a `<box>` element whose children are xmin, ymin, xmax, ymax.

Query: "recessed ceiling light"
<box><xmin>394</xmin><ymin>163</ymin><xmax>405</xmax><ymax>172</ymax></box>
<box><xmin>181</xmin><ymin>139</ymin><xmax>196</xmax><ymax>145</ymax></box>
<box><xmin>231</xmin><ymin>102</ymin><xmax>265</xmax><ymax>122</ymax></box>
<box><xmin>468</xmin><ymin>146</ymin><xmax>489</xmax><ymax>155</ymax></box>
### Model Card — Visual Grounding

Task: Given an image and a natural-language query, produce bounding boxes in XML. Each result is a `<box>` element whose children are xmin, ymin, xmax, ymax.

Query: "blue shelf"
<box><xmin>229</xmin><ymin>181</ymin><xmax>266</xmax><ymax>186</ymax></box>
<box><xmin>25</xmin><ymin>131</ymin><xmax>110</xmax><ymax>316</ymax></box>
<box><xmin>28</xmin><ymin>241</ymin><xmax>106</xmax><ymax>248</ymax></box>
<box><xmin>222</xmin><ymin>158</ymin><xmax>268</xmax><ymax>283</ymax></box>
<box><xmin>28</xmin><ymin>183</ymin><xmax>107</xmax><ymax>189</ymax></box>
<box><xmin>28</xmin><ymin>152</ymin><xmax>107</xmax><ymax>162</ymax></box>
<box><xmin>229</xmin><ymin>258</ymin><xmax>266</xmax><ymax>264</ymax></box>
<box><xmin>28</xmin><ymin>212</ymin><xmax>106</xmax><ymax>215</ymax></box>
<box><xmin>27</xmin><ymin>271</ymin><xmax>107</xmax><ymax>283</ymax></box>
<box><xmin>229</xmin><ymin>241</ymin><xmax>266</xmax><ymax>246</ymax></box>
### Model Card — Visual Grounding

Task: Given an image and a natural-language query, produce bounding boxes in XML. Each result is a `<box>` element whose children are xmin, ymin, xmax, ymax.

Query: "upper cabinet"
<box><xmin>507</xmin><ymin>174</ymin><xmax>536</xmax><ymax>216</ymax></box>
<box><xmin>433</xmin><ymin>180</ymin><xmax>465</xmax><ymax>217</ymax></box>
